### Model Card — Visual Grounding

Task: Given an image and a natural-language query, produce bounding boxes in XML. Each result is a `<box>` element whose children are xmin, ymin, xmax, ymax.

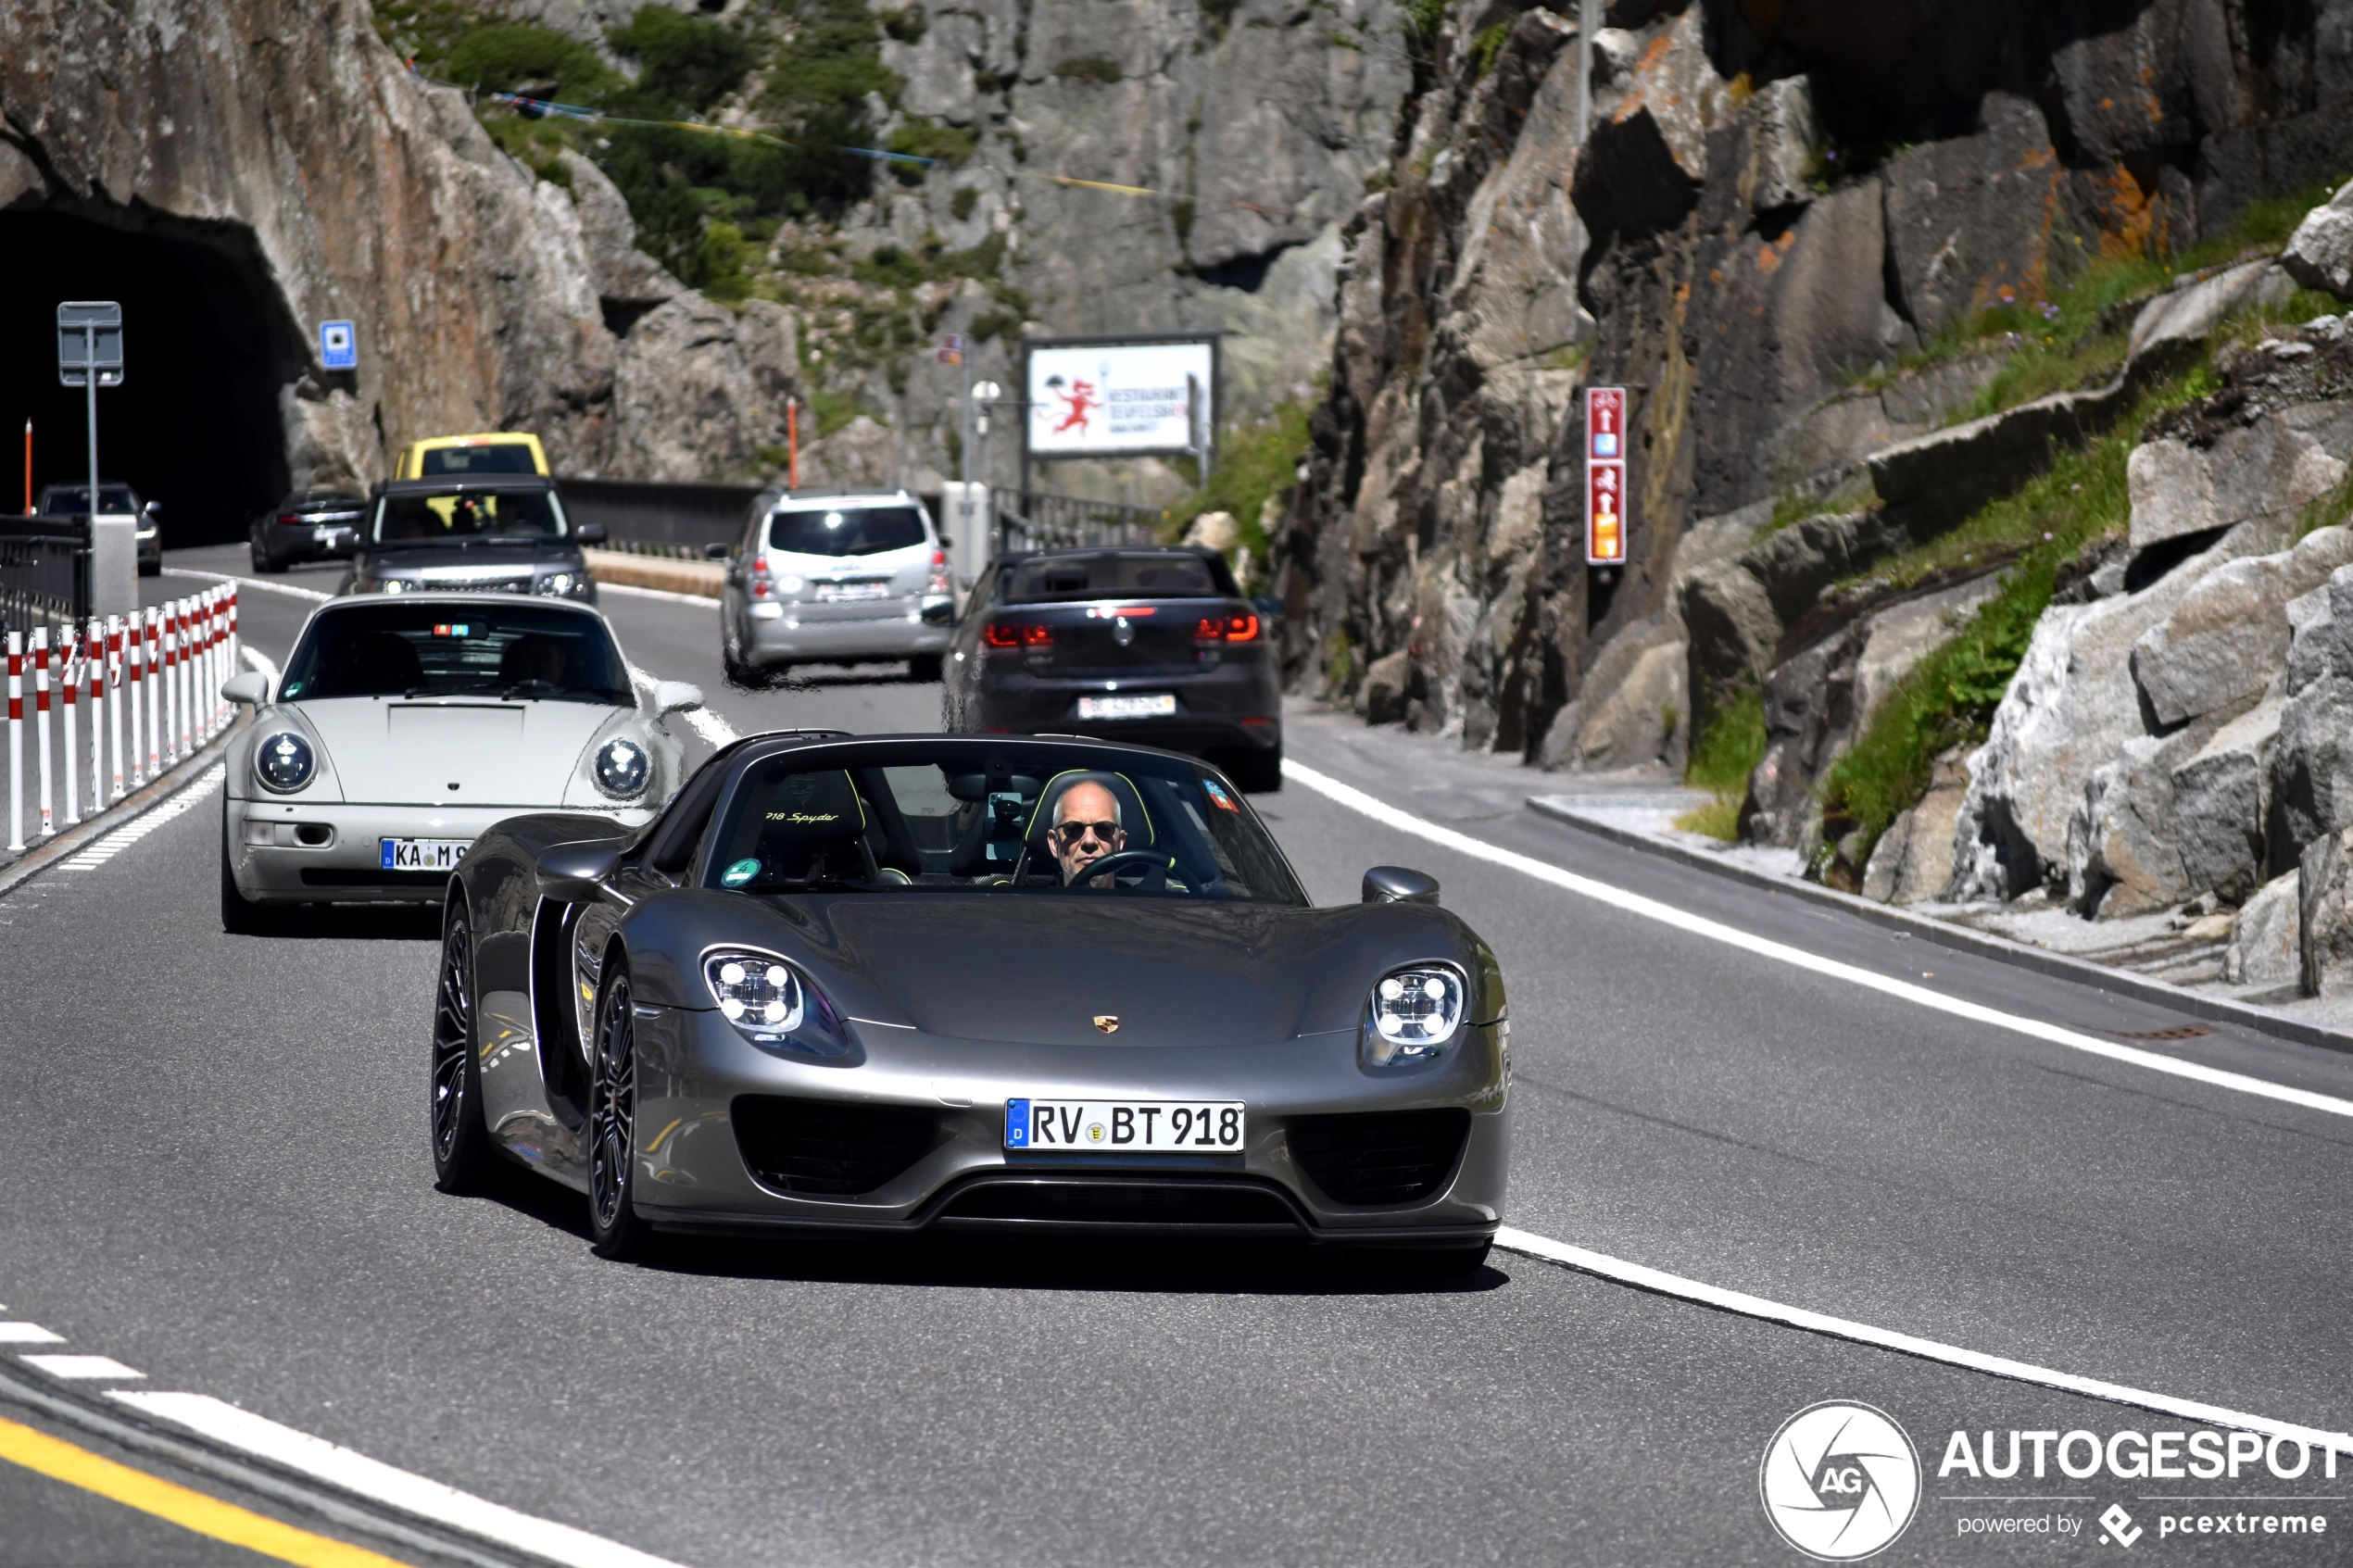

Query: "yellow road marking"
<box><xmin>0</xmin><ymin>1414</ymin><xmax>413</xmax><ymax>1568</ymax></box>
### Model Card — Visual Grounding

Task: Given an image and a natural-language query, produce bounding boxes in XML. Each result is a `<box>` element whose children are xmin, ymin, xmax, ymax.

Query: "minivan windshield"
<box><xmin>705</xmin><ymin>741</ymin><xmax>1306</xmax><ymax>902</ymax></box>
<box><xmin>1004</xmin><ymin>552</ymin><xmax>1219</xmax><ymax>601</ymax></box>
<box><xmin>278</xmin><ymin>603</ymin><xmax>630</xmax><ymax>704</ymax></box>
<box><xmin>41</xmin><ymin>485</ymin><xmax>139</xmax><ymax>515</ymax></box>
<box><xmin>421</xmin><ymin>444</ymin><xmax>538</xmax><ymax>476</ymax></box>
<box><xmin>766</xmin><ymin>506</ymin><xmax>926</xmax><ymax>558</ymax></box>
<box><xmin>373</xmin><ymin>487</ymin><xmax>568</xmax><ymax>546</ymax></box>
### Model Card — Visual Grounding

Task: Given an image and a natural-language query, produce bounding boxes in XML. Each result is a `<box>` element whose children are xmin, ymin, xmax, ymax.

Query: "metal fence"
<box><xmin>0</xmin><ymin>516</ymin><xmax>89</xmax><ymax>642</ymax></box>
<box><xmin>558</xmin><ymin>477</ymin><xmax>766</xmax><ymax>555</ymax></box>
<box><xmin>991</xmin><ymin>488</ymin><xmax>1169</xmax><ymax>554</ymax></box>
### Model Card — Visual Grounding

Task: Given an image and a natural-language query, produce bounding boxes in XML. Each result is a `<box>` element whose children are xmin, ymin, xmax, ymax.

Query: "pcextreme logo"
<box><xmin>1760</xmin><ymin>1401</ymin><xmax>1922</xmax><ymax>1561</ymax></box>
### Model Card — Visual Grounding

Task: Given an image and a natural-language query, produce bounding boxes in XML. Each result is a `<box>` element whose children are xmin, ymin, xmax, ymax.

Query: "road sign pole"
<box><xmin>84</xmin><ymin>323</ymin><xmax>99</xmax><ymax>548</ymax></box>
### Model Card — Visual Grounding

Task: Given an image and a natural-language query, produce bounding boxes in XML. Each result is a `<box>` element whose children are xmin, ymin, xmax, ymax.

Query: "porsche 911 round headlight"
<box><xmin>1361</xmin><ymin>964</ymin><xmax>1464</xmax><ymax>1067</ymax></box>
<box><xmin>255</xmin><ymin>732</ymin><xmax>315</xmax><ymax>792</ymax></box>
<box><xmin>703</xmin><ymin>949</ymin><xmax>849</xmax><ymax>1053</ymax></box>
<box><xmin>593</xmin><ymin>737</ymin><xmax>648</xmax><ymax>798</ymax></box>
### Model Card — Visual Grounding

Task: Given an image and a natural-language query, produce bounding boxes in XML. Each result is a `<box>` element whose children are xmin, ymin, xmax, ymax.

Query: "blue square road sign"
<box><xmin>321</xmin><ymin>320</ymin><xmax>357</xmax><ymax>370</ymax></box>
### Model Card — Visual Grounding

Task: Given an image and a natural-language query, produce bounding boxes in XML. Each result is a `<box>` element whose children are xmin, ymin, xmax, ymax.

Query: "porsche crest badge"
<box><xmin>1093</xmin><ymin>1015</ymin><xmax>1120</xmax><ymax>1033</ymax></box>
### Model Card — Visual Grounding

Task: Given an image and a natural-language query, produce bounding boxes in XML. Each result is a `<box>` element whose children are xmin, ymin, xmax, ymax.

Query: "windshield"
<box><xmin>766</xmin><ymin>506</ymin><xmax>926</xmax><ymax>558</ymax></box>
<box><xmin>421</xmin><ymin>444</ymin><xmax>538</xmax><ymax>476</ymax></box>
<box><xmin>1005</xmin><ymin>553</ymin><xmax>1218</xmax><ymax>602</ymax></box>
<box><xmin>42</xmin><ymin>486</ymin><xmax>138</xmax><ymax>514</ymax></box>
<box><xmin>373</xmin><ymin>488</ymin><xmax>568</xmax><ymax>546</ymax></box>
<box><xmin>278</xmin><ymin>603</ymin><xmax>631</xmax><ymax>704</ymax></box>
<box><xmin>705</xmin><ymin>743</ymin><xmax>1305</xmax><ymax>903</ymax></box>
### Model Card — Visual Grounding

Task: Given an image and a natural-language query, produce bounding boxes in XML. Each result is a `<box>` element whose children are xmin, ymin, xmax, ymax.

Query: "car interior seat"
<box><xmin>731</xmin><ymin>770</ymin><xmax>883</xmax><ymax>889</ymax></box>
<box><xmin>497</xmin><ymin>633</ymin><xmax>568</xmax><ymax>687</ymax></box>
<box><xmin>1016</xmin><ymin>771</ymin><xmax>1175</xmax><ymax>888</ymax></box>
<box><xmin>335</xmin><ymin>630</ymin><xmax>425</xmax><ymax>696</ymax></box>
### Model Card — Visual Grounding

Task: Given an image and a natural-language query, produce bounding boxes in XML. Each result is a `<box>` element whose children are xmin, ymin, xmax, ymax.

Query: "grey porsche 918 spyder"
<box><xmin>430</xmin><ymin>731</ymin><xmax>1509</xmax><ymax>1271</ymax></box>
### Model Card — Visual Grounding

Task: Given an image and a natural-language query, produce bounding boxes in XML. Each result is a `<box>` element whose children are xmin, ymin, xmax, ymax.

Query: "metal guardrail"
<box><xmin>992</xmin><ymin>488</ymin><xmax>1167</xmax><ymax>554</ymax></box>
<box><xmin>557</xmin><ymin>477</ymin><xmax>765</xmax><ymax>553</ymax></box>
<box><xmin>0</xmin><ymin>516</ymin><xmax>90</xmax><ymax>640</ymax></box>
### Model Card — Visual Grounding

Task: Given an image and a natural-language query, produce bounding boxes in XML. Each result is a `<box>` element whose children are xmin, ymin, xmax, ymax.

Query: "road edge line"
<box><xmin>1282</xmin><ymin>759</ymin><xmax>2353</xmax><ymax>1121</ymax></box>
<box><xmin>1526</xmin><ymin>795</ymin><xmax>2353</xmax><ymax>1058</ymax></box>
<box><xmin>0</xmin><ymin>730</ymin><xmax>241</xmax><ymax>901</ymax></box>
<box><xmin>165</xmin><ymin>567</ymin><xmax>333</xmax><ymax>603</ymax></box>
<box><xmin>1491</xmin><ymin>1227</ymin><xmax>2351</xmax><ymax>1457</ymax></box>
<box><xmin>0</xmin><ymin>1370</ymin><xmax>527</xmax><ymax>1568</ymax></box>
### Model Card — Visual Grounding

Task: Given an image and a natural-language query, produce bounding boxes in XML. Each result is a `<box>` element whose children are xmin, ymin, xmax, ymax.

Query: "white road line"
<box><xmin>597</xmin><ymin>580</ymin><xmax>724</xmax><ymax>609</ymax></box>
<box><xmin>111</xmin><ymin>1393</ymin><xmax>694</xmax><ymax>1568</ymax></box>
<box><xmin>1283</xmin><ymin>759</ymin><xmax>2353</xmax><ymax>1122</ymax></box>
<box><xmin>57</xmin><ymin>765</ymin><xmax>226</xmax><ymax>872</ymax></box>
<box><xmin>22</xmin><ymin>1355</ymin><xmax>144</xmax><ymax>1380</ymax></box>
<box><xmin>1493</xmin><ymin>1226</ymin><xmax>2351</xmax><ymax>1459</ymax></box>
<box><xmin>625</xmin><ymin>663</ymin><xmax>738</xmax><ymax>749</ymax></box>
<box><xmin>165</xmin><ymin>566</ymin><xmax>333</xmax><ymax>603</ymax></box>
<box><xmin>0</xmin><ymin>1324</ymin><xmax>65</xmax><ymax>1344</ymax></box>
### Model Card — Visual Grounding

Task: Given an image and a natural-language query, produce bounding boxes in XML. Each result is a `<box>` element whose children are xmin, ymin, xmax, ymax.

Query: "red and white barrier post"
<box><xmin>6</xmin><ymin>632</ymin><xmax>21</xmax><ymax>855</ymax></box>
<box><xmin>143</xmin><ymin>608</ymin><xmax>161</xmax><ymax>780</ymax></box>
<box><xmin>226</xmin><ymin>585</ymin><xmax>240</xmax><ymax>700</ymax></box>
<box><xmin>87</xmin><ymin>617</ymin><xmax>105</xmax><ymax>812</ymax></box>
<box><xmin>58</xmin><ymin>623</ymin><xmax>80</xmax><ymax>827</ymax></box>
<box><xmin>31</xmin><ymin>625</ymin><xmax>52</xmax><ymax>839</ymax></box>
<box><xmin>106</xmin><ymin>615</ymin><xmax>125</xmax><ymax>801</ymax></box>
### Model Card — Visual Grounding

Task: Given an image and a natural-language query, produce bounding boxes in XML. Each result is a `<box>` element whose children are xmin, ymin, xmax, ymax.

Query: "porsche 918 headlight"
<box><xmin>254</xmin><ymin>732</ymin><xmax>315</xmax><ymax>792</ymax></box>
<box><xmin>1361</xmin><ymin>964</ymin><xmax>1464</xmax><ymax>1067</ymax></box>
<box><xmin>704</xmin><ymin>949</ymin><xmax>849</xmax><ymax>1054</ymax></box>
<box><xmin>593</xmin><ymin>737</ymin><xmax>648</xmax><ymax>798</ymax></box>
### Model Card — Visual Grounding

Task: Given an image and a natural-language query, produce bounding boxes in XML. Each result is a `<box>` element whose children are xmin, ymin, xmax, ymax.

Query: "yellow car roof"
<box><xmin>396</xmin><ymin>433</ymin><xmax>548</xmax><ymax>478</ymax></box>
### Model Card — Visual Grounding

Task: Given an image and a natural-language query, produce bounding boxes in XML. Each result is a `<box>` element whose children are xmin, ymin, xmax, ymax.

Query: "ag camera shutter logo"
<box><xmin>1760</xmin><ymin>1401</ymin><xmax>1921</xmax><ymax>1560</ymax></box>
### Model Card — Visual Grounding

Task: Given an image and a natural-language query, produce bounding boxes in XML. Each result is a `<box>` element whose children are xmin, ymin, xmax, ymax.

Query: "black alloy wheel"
<box><xmin>430</xmin><ymin>897</ymin><xmax>497</xmax><ymax>1192</ymax></box>
<box><xmin>587</xmin><ymin>960</ymin><xmax>650</xmax><ymax>1260</ymax></box>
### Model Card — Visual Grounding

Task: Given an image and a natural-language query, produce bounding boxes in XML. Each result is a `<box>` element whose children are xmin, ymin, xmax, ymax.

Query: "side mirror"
<box><xmin>1362</xmin><ymin>866</ymin><xmax>1441</xmax><ymax>905</ymax></box>
<box><xmin>143</xmin><ymin>500</ymin><xmax>162</xmax><ymax>515</ymax></box>
<box><xmin>536</xmin><ymin>841</ymin><xmax>622</xmax><ymax>903</ymax></box>
<box><xmin>920</xmin><ymin>599</ymin><xmax>954</xmax><ymax>624</ymax></box>
<box><xmin>652</xmin><ymin>680</ymin><xmax>704</xmax><ymax>717</ymax></box>
<box><xmin>221</xmin><ymin>671</ymin><xmax>269</xmax><ymax>707</ymax></box>
<box><xmin>703</xmin><ymin>541</ymin><xmax>731</xmax><ymax>561</ymax></box>
<box><xmin>937</xmin><ymin>532</ymin><xmax>952</xmax><ymax>549</ymax></box>
<box><xmin>575</xmin><ymin>521</ymin><xmax>609</xmax><ymax>545</ymax></box>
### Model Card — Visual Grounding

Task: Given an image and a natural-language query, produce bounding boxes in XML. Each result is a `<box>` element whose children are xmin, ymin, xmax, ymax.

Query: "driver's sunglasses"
<box><xmin>1051</xmin><ymin>820</ymin><xmax>1120</xmax><ymax>845</ymax></box>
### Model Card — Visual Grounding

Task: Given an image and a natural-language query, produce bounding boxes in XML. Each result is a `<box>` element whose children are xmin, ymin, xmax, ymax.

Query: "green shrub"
<box><xmin>608</xmin><ymin>7</ymin><xmax>752</xmax><ymax>116</ymax></box>
<box><xmin>950</xmin><ymin>187</ymin><xmax>979</xmax><ymax>221</ymax></box>
<box><xmin>1675</xmin><ymin>687</ymin><xmax>1766</xmax><ymax>842</ymax></box>
<box><xmin>447</xmin><ymin>23</ymin><xmax>617</xmax><ymax>98</ymax></box>
<box><xmin>1163</xmin><ymin>399</ymin><xmax>1316</xmax><ymax>557</ymax></box>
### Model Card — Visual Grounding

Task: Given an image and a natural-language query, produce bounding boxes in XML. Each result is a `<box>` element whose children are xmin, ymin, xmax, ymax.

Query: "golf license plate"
<box><xmin>1076</xmin><ymin>693</ymin><xmax>1177</xmax><ymax>721</ymax></box>
<box><xmin>815</xmin><ymin>580</ymin><xmax>890</xmax><ymax>602</ymax></box>
<box><xmin>381</xmin><ymin>837</ymin><xmax>472</xmax><ymax>872</ymax></box>
<box><xmin>1005</xmin><ymin>1098</ymin><xmax>1244</xmax><ymax>1152</ymax></box>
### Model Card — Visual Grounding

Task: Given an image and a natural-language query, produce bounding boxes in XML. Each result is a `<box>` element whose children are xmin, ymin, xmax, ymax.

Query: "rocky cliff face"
<box><xmin>1281</xmin><ymin>0</ymin><xmax>2353</xmax><ymax>766</ymax></box>
<box><xmin>0</xmin><ymin>0</ymin><xmax>799</xmax><ymax>500</ymax></box>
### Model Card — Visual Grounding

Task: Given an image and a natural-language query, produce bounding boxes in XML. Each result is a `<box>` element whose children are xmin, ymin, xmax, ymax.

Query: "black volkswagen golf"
<box><xmin>941</xmin><ymin>546</ymin><xmax>1282</xmax><ymax>790</ymax></box>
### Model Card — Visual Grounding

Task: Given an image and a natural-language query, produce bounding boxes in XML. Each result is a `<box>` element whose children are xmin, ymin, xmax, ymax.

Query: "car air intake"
<box><xmin>937</xmin><ymin>1177</ymin><xmax>1299</xmax><ymax>1228</ymax></box>
<box><xmin>731</xmin><ymin>1096</ymin><xmax>940</xmax><ymax>1196</ymax></box>
<box><xmin>1288</xmin><ymin>1109</ymin><xmax>1471</xmax><ymax>1206</ymax></box>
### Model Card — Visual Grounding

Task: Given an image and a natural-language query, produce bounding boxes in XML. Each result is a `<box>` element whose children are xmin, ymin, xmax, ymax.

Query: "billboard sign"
<box><xmin>1025</xmin><ymin>338</ymin><xmax>1214</xmax><ymax>458</ymax></box>
<box><xmin>1585</xmin><ymin>385</ymin><xmax>1628</xmax><ymax>565</ymax></box>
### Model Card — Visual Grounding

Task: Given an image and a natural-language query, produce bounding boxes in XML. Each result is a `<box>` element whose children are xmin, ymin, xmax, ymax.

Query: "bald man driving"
<box><xmin>1049</xmin><ymin>780</ymin><xmax>1126</xmax><ymax>886</ymax></box>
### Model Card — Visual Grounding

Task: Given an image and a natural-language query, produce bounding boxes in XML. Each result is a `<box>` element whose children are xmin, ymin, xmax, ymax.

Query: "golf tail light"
<box><xmin>1023</xmin><ymin>622</ymin><xmax>1053</xmax><ymax>647</ymax></box>
<box><xmin>593</xmin><ymin>736</ymin><xmax>649</xmax><ymax>798</ymax></box>
<box><xmin>1361</xmin><ymin>965</ymin><xmax>1464</xmax><ymax>1067</ymax></box>
<box><xmin>704</xmin><ymin>950</ymin><xmax>849</xmax><ymax>1053</ymax></box>
<box><xmin>255</xmin><ymin>732</ymin><xmax>314</xmax><ymax>791</ymax></box>
<box><xmin>984</xmin><ymin>618</ymin><xmax>1022</xmax><ymax>649</ymax></box>
<box><xmin>1195</xmin><ymin>613</ymin><xmax>1262</xmax><ymax>644</ymax></box>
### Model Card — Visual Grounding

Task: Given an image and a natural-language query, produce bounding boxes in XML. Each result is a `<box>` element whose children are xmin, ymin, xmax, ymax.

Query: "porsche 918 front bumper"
<box><xmin>619</xmin><ymin>1006</ymin><xmax>1508</xmax><ymax>1245</ymax></box>
<box><xmin>224</xmin><ymin>798</ymin><xmax>655</xmax><ymax>903</ymax></box>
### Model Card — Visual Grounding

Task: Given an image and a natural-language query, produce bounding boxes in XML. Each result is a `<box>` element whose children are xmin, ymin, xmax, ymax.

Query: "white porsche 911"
<box><xmin>219</xmin><ymin>594</ymin><xmax>701</xmax><ymax>933</ymax></box>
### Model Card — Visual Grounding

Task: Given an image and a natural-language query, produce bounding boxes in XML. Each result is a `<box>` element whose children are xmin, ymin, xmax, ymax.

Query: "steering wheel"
<box><xmin>1065</xmin><ymin>849</ymin><xmax>1167</xmax><ymax>887</ymax></box>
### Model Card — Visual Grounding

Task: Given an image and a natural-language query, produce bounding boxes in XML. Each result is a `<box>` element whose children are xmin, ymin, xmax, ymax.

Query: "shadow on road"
<box><xmin>229</xmin><ymin>904</ymin><xmax>442</xmax><ymax>943</ymax></box>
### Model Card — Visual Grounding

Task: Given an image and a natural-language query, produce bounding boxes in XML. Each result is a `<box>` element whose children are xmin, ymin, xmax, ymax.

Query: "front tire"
<box><xmin>587</xmin><ymin>958</ymin><xmax>651</xmax><ymax>1261</ymax></box>
<box><xmin>908</xmin><ymin>653</ymin><xmax>943</xmax><ymax>683</ymax></box>
<box><xmin>219</xmin><ymin>821</ymin><xmax>284</xmax><ymax>935</ymax></box>
<box><xmin>1227</xmin><ymin>743</ymin><xmax>1283</xmax><ymax>794</ymax></box>
<box><xmin>430</xmin><ymin>897</ymin><xmax>497</xmax><ymax>1193</ymax></box>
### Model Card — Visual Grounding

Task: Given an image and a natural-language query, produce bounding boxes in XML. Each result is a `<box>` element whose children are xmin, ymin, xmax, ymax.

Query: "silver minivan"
<box><xmin>718</xmin><ymin>487</ymin><xmax>955</xmax><ymax>684</ymax></box>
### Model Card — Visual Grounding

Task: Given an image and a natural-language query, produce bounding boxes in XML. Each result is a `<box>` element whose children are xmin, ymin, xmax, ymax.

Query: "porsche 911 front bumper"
<box><xmin>224</xmin><ymin>798</ymin><xmax>655</xmax><ymax>904</ymax></box>
<box><xmin>618</xmin><ymin>1006</ymin><xmax>1509</xmax><ymax>1245</ymax></box>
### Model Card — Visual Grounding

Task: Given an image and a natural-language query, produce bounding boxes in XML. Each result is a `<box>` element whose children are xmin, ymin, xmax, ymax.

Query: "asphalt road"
<box><xmin>2</xmin><ymin>546</ymin><xmax>2347</xmax><ymax>1566</ymax></box>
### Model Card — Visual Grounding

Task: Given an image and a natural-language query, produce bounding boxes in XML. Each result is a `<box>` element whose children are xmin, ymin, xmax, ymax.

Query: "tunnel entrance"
<box><xmin>0</xmin><ymin>207</ymin><xmax>302</xmax><ymax>548</ymax></box>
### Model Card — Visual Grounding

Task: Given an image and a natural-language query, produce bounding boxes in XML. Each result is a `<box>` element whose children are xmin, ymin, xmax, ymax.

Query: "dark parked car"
<box><xmin>941</xmin><ymin>546</ymin><xmax>1283</xmax><ymax>791</ymax></box>
<box><xmin>348</xmin><ymin>476</ymin><xmax>604</xmax><ymax>602</ymax></box>
<box><xmin>429</xmin><ymin>730</ymin><xmax>1507</xmax><ymax>1268</ymax></box>
<box><xmin>249</xmin><ymin>489</ymin><xmax>368</xmax><ymax>572</ymax></box>
<box><xmin>36</xmin><ymin>483</ymin><xmax>160</xmax><ymax>575</ymax></box>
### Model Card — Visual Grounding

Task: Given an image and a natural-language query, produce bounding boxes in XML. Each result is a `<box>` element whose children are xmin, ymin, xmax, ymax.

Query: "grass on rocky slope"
<box><xmin>1675</xmin><ymin>689</ymin><xmax>1768</xmax><ymax>841</ymax></box>
<box><xmin>1159</xmin><ymin>399</ymin><xmax>1318</xmax><ymax>582</ymax></box>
